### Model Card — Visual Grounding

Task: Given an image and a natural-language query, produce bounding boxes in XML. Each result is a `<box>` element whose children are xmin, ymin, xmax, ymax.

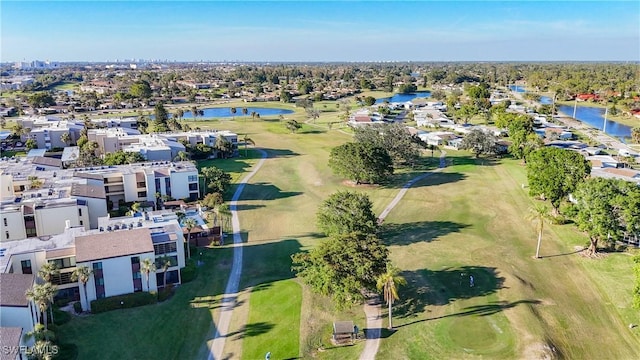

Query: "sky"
<box><xmin>1</xmin><ymin>1</ymin><xmax>639</xmax><ymax>62</ymax></box>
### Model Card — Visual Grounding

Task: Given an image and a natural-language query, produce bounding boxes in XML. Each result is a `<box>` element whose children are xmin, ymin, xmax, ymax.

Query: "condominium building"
<box><xmin>1</xmin><ymin>214</ymin><xmax>186</xmax><ymax>312</ymax></box>
<box><xmin>1</xmin><ymin>157</ymin><xmax>199</xmax><ymax>239</ymax></box>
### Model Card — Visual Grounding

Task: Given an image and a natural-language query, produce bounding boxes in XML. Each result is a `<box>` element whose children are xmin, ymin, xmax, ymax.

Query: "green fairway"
<box><xmin>241</xmin><ymin>280</ymin><xmax>302</xmax><ymax>360</ymax></box>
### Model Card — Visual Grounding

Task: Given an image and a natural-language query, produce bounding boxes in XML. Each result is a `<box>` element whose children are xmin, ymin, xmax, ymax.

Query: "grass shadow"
<box><xmin>238</xmin><ymin>182</ymin><xmax>303</xmax><ymax>201</ymax></box>
<box><xmin>226</xmin><ymin>321</ymin><xmax>275</xmax><ymax>340</ymax></box>
<box><xmin>234</xmin><ymin>204</ymin><xmax>266</xmax><ymax>211</ymax></box>
<box><xmin>384</xmin><ymin>171</ymin><xmax>467</xmax><ymax>189</ymax></box>
<box><xmin>447</xmin><ymin>155</ymin><xmax>501</xmax><ymax>167</ymax></box>
<box><xmin>241</xmin><ymin>239</ymin><xmax>302</xmax><ymax>288</ymax></box>
<box><xmin>394</xmin><ymin>266</ymin><xmax>506</xmax><ymax>318</ymax></box>
<box><xmin>265</xmin><ymin>148</ymin><xmax>299</xmax><ymax>158</ymax></box>
<box><xmin>380</xmin><ymin>221</ymin><xmax>470</xmax><ymax>245</ymax></box>
<box><xmin>396</xmin><ymin>299</ymin><xmax>541</xmax><ymax>328</ymax></box>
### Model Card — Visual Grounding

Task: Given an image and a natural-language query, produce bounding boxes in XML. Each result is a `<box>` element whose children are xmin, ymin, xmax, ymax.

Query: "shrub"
<box><xmin>180</xmin><ymin>259</ymin><xmax>197</xmax><ymax>283</ymax></box>
<box><xmin>54</xmin><ymin>297</ymin><xmax>73</xmax><ymax>307</ymax></box>
<box><xmin>158</xmin><ymin>283</ymin><xmax>174</xmax><ymax>302</ymax></box>
<box><xmin>90</xmin><ymin>292</ymin><xmax>157</xmax><ymax>314</ymax></box>
<box><xmin>52</xmin><ymin>308</ymin><xmax>71</xmax><ymax>325</ymax></box>
<box><xmin>73</xmin><ymin>302</ymin><xmax>82</xmax><ymax>314</ymax></box>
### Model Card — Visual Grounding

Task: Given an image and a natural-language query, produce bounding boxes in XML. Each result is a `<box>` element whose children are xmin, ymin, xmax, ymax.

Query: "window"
<box><xmin>137</xmin><ymin>191</ymin><xmax>147</xmax><ymax>198</ymax></box>
<box><xmin>189</xmin><ymin>183</ymin><xmax>198</xmax><ymax>191</ymax></box>
<box><xmin>78</xmin><ymin>208</ymin><xmax>82</xmax><ymax>217</ymax></box>
<box><xmin>92</xmin><ymin>262</ymin><xmax>103</xmax><ymax>270</ymax></box>
<box><xmin>164</xmin><ymin>178</ymin><xmax>171</xmax><ymax>197</ymax></box>
<box><xmin>131</xmin><ymin>256</ymin><xmax>140</xmax><ymax>264</ymax></box>
<box><xmin>49</xmin><ymin>257</ymin><xmax>76</xmax><ymax>269</ymax></box>
<box><xmin>188</xmin><ymin>175</ymin><xmax>198</xmax><ymax>182</ymax></box>
<box><xmin>154</xmin><ymin>242</ymin><xmax>177</xmax><ymax>255</ymax></box>
<box><xmin>133</xmin><ymin>271</ymin><xmax>141</xmax><ymax>279</ymax></box>
<box><xmin>96</xmin><ymin>278</ymin><xmax>104</xmax><ymax>286</ymax></box>
<box><xmin>3</xmin><ymin>218</ymin><xmax>6</xmax><ymax>226</ymax></box>
<box><xmin>4</xmin><ymin>231</ymin><xmax>8</xmax><ymax>239</ymax></box>
<box><xmin>79</xmin><ymin>220</ymin><xmax>83</xmax><ymax>226</ymax></box>
<box><xmin>21</xmin><ymin>260</ymin><xmax>32</xmax><ymax>274</ymax></box>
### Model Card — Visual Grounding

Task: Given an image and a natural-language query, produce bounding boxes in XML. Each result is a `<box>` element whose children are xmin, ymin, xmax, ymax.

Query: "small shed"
<box><xmin>333</xmin><ymin>321</ymin><xmax>355</xmax><ymax>343</ymax></box>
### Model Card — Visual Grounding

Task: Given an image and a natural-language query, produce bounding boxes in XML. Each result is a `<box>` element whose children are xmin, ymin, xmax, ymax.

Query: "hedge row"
<box><xmin>91</xmin><ymin>291</ymin><xmax>157</xmax><ymax>314</ymax></box>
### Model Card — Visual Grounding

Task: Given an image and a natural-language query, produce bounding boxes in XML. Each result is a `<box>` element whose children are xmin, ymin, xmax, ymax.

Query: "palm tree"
<box><xmin>191</xmin><ymin>106</ymin><xmax>199</xmax><ymax>121</ymax></box>
<box><xmin>376</xmin><ymin>263</ymin><xmax>407</xmax><ymax>330</ymax></box>
<box><xmin>214</xmin><ymin>136</ymin><xmax>233</xmax><ymax>159</ymax></box>
<box><xmin>27</xmin><ymin>340</ymin><xmax>56</xmax><ymax>360</ymax></box>
<box><xmin>242</xmin><ymin>134</ymin><xmax>255</xmax><ymax>157</ymax></box>
<box><xmin>527</xmin><ymin>203</ymin><xmax>551</xmax><ymax>259</ymax></box>
<box><xmin>140</xmin><ymin>258</ymin><xmax>157</xmax><ymax>292</ymax></box>
<box><xmin>37</xmin><ymin>262</ymin><xmax>59</xmax><ymax>323</ymax></box>
<box><xmin>71</xmin><ymin>266</ymin><xmax>93</xmax><ymax>311</ymax></box>
<box><xmin>25</xmin><ymin>283</ymin><xmax>57</xmax><ymax>333</ymax></box>
<box><xmin>25</xmin><ymin>323</ymin><xmax>55</xmax><ymax>343</ymax></box>
<box><xmin>158</xmin><ymin>256</ymin><xmax>173</xmax><ymax>288</ymax></box>
<box><xmin>230</xmin><ymin>107</ymin><xmax>237</xmax><ymax>120</ymax></box>
<box><xmin>216</xmin><ymin>203</ymin><xmax>232</xmax><ymax>233</ymax></box>
<box><xmin>184</xmin><ymin>218</ymin><xmax>196</xmax><ymax>259</ymax></box>
<box><xmin>242</xmin><ymin>107</ymin><xmax>248</xmax><ymax>117</ymax></box>
<box><xmin>174</xmin><ymin>150</ymin><xmax>190</xmax><ymax>162</ymax></box>
<box><xmin>60</xmin><ymin>132</ymin><xmax>71</xmax><ymax>146</ymax></box>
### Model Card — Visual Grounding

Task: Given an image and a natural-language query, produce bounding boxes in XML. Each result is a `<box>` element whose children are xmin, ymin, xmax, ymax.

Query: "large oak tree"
<box><xmin>526</xmin><ymin>147</ymin><xmax>590</xmax><ymax>213</ymax></box>
<box><xmin>329</xmin><ymin>142</ymin><xmax>393</xmax><ymax>184</ymax></box>
<box><xmin>316</xmin><ymin>191</ymin><xmax>378</xmax><ymax>237</ymax></box>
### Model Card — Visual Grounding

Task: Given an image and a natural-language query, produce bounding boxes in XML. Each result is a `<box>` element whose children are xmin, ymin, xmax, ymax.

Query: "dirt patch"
<box><xmin>522</xmin><ymin>342</ymin><xmax>559</xmax><ymax>360</ymax></box>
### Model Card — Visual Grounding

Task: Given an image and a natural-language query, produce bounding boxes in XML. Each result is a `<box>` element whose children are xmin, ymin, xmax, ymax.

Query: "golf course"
<box><xmin>56</xmin><ymin>99</ymin><xmax>640</xmax><ymax>359</ymax></box>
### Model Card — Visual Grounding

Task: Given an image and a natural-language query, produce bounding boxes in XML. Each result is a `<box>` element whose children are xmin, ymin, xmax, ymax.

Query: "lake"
<box><xmin>180</xmin><ymin>107</ymin><xmax>294</xmax><ymax>119</ymax></box>
<box><xmin>556</xmin><ymin>104</ymin><xmax>632</xmax><ymax>141</ymax></box>
<box><xmin>376</xmin><ymin>91</ymin><xmax>431</xmax><ymax>104</ymax></box>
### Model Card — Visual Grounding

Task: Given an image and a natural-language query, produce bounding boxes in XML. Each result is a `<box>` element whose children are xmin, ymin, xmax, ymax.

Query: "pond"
<box><xmin>376</xmin><ymin>91</ymin><xmax>431</xmax><ymax>104</ymax></box>
<box><xmin>180</xmin><ymin>107</ymin><xmax>294</xmax><ymax>119</ymax></box>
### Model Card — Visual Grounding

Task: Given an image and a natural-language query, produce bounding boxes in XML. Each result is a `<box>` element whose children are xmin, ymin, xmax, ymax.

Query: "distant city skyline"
<box><xmin>2</xmin><ymin>1</ymin><xmax>639</xmax><ymax>62</ymax></box>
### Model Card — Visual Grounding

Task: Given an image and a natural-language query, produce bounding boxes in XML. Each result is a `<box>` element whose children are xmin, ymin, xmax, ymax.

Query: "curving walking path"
<box><xmin>359</xmin><ymin>150</ymin><xmax>446</xmax><ymax>360</ymax></box>
<box><xmin>207</xmin><ymin>149</ymin><xmax>268</xmax><ymax>360</ymax></box>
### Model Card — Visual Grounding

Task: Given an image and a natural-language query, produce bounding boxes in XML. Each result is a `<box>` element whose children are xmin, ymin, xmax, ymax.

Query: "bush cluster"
<box><xmin>180</xmin><ymin>259</ymin><xmax>197</xmax><ymax>283</ymax></box>
<box><xmin>91</xmin><ymin>292</ymin><xmax>157</xmax><ymax>314</ymax></box>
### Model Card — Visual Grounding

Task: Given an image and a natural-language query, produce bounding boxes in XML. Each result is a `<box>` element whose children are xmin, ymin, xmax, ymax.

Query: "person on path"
<box><xmin>470</xmin><ymin>275</ymin><xmax>474</xmax><ymax>287</ymax></box>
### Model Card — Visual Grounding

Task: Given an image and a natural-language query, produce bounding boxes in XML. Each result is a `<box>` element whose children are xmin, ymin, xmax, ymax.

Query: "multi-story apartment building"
<box><xmin>1</xmin><ymin>213</ymin><xmax>186</xmax><ymax>312</ymax></box>
<box><xmin>1</xmin><ymin>157</ymin><xmax>199</xmax><ymax>237</ymax></box>
<box><xmin>74</xmin><ymin>161</ymin><xmax>200</xmax><ymax>207</ymax></box>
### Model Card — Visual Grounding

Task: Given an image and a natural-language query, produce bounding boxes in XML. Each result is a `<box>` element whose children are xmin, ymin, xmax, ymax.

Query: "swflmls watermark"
<box><xmin>1</xmin><ymin>344</ymin><xmax>59</xmax><ymax>356</ymax></box>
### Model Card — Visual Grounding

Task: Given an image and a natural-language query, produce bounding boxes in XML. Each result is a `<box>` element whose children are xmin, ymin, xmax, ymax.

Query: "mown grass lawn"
<box><xmin>241</xmin><ymin>280</ymin><xmax>302</xmax><ymax>360</ymax></box>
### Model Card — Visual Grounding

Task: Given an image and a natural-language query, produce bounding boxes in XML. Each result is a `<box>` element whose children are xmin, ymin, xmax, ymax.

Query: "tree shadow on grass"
<box><xmin>447</xmin><ymin>155</ymin><xmax>501</xmax><ymax>167</ymax></box>
<box><xmin>227</xmin><ymin>321</ymin><xmax>275</xmax><ymax>340</ymax></box>
<box><xmin>379</xmin><ymin>221</ymin><xmax>469</xmax><ymax>246</ymax></box>
<box><xmin>265</xmin><ymin>148</ymin><xmax>299</xmax><ymax>158</ymax></box>
<box><xmin>241</xmin><ymin>239</ymin><xmax>302</xmax><ymax>288</ymax></box>
<box><xmin>396</xmin><ymin>299</ymin><xmax>541</xmax><ymax>328</ymax></box>
<box><xmin>238</xmin><ymin>182</ymin><xmax>303</xmax><ymax>201</ymax></box>
<box><xmin>394</xmin><ymin>266</ymin><xmax>506</xmax><ymax>319</ymax></box>
<box><xmin>234</xmin><ymin>204</ymin><xmax>266</xmax><ymax>211</ymax></box>
<box><xmin>384</xmin><ymin>171</ymin><xmax>467</xmax><ymax>189</ymax></box>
